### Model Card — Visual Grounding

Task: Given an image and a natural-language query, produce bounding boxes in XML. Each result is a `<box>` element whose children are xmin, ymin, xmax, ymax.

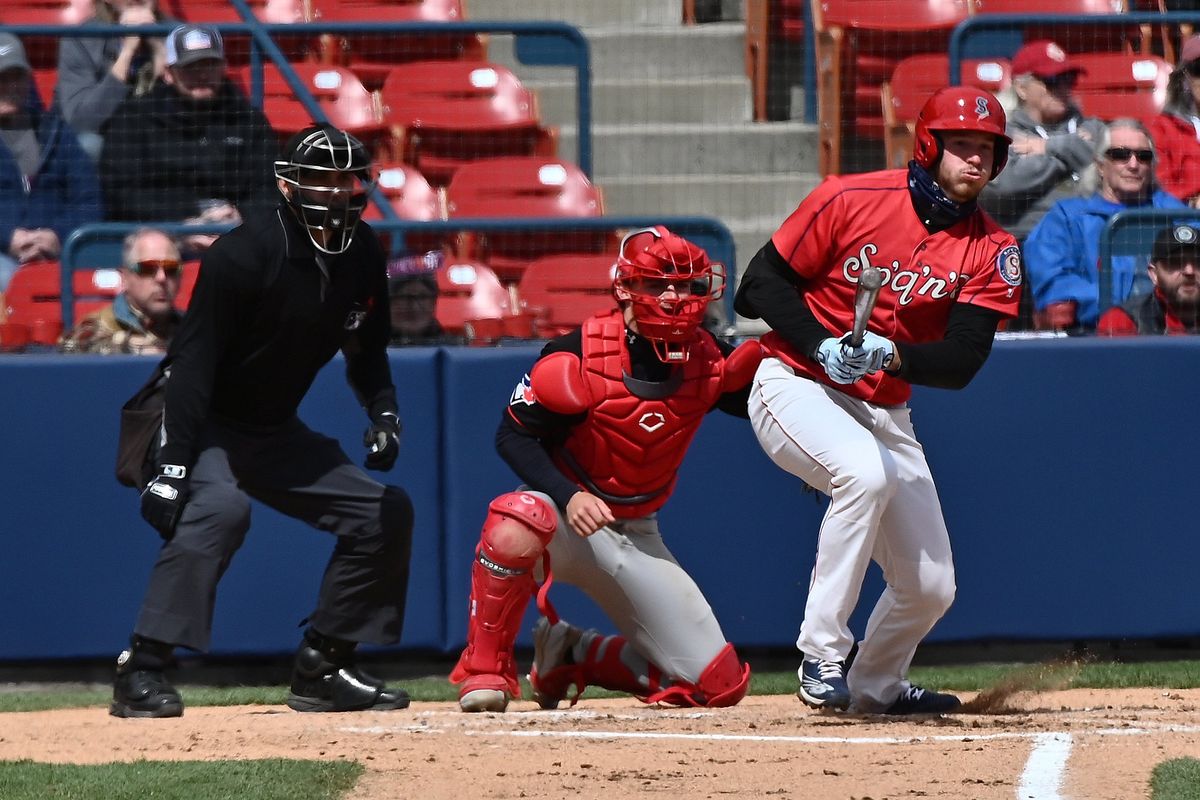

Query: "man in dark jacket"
<box><xmin>0</xmin><ymin>33</ymin><xmax>103</xmax><ymax>291</ymax></box>
<box><xmin>98</xmin><ymin>24</ymin><xmax>277</xmax><ymax>226</ymax></box>
<box><xmin>111</xmin><ymin>125</ymin><xmax>415</xmax><ymax>719</ymax></box>
<box><xmin>1098</xmin><ymin>224</ymin><xmax>1200</xmax><ymax>335</ymax></box>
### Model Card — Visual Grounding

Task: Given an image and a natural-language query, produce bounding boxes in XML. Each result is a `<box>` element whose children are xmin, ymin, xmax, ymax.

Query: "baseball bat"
<box><xmin>847</xmin><ymin>267</ymin><xmax>884</xmax><ymax>348</ymax></box>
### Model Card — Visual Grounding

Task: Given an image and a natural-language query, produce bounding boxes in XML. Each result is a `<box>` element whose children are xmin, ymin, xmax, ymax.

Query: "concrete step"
<box><xmin>466</xmin><ymin>0</ymin><xmax>686</xmax><ymax>28</ymax></box>
<box><xmin>490</xmin><ymin>23</ymin><xmax>746</xmax><ymax>81</ymax></box>
<box><xmin>597</xmin><ymin>173</ymin><xmax>816</xmax><ymax>222</ymax></box>
<box><xmin>529</xmin><ymin>76</ymin><xmax>753</xmax><ymax>126</ymax></box>
<box><xmin>558</xmin><ymin>120</ymin><xmax>818</xmax><ymax>176</ymax></box>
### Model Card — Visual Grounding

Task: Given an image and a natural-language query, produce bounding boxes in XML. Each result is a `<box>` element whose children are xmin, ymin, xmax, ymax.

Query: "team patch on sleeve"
<box><xmin>510</xmin><ymin>374</ymin><xmax>537</xmax><ymax>406</ymax></box>
<box><xmin>996</xmin><ymin>245</ymin><xmax>1022</xmax><ymax>287</ymax></box>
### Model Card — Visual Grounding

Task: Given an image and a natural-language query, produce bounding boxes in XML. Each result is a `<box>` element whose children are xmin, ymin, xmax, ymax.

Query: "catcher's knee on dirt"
<box><xmin>450</xmin><ymin>493</ymin><xmax>558</xmax><ymax>698</ymax></box>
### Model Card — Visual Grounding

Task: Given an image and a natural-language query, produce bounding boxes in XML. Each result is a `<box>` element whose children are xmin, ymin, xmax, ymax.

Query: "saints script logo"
<box><xmin>841</xmin><ymin>243</ymin><xmax>963</xmax><ymax>305</ymax></box>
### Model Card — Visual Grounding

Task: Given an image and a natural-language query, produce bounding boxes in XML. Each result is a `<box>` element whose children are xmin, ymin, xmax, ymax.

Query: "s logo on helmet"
<box><xmin>996</xmin><ymin>245</ymin><xmax>1022</xmax><ymax>287</ymax></box>
<box><xmin>975</xmin><ymin>96</ymin><xmax>990</xmax><ymax>120</ymax></box>
<box><xmin>344</xmin><ymin>310</ymin><xmax>367</xmax><ymax>330</ymax></box>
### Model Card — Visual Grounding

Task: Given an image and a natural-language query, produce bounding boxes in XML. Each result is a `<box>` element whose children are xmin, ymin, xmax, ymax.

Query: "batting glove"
<box><xmin>814</xmin><ymin>337</ymin><xmax>864</xmax><ymax>385</ymax></box>
<box><xmin>840</xmin><ymin>331</ymin><xmax>896</xmax><ymax>374</ymax></box>
<box><xmin>140</xmin><ymin>464</ymin><xmax>191</xmax><ymax>540</ymax></box>
<box><xmin>363</xmin><ymin>411</ymin><xmax>402</xmax><ymax>472</ymax></box>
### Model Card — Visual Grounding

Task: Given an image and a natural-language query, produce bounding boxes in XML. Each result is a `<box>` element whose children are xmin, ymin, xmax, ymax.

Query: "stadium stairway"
<box><xmin>471</xmin><ymin>0</ymin><xmax>820</xmax><ymax>333</ymax></box>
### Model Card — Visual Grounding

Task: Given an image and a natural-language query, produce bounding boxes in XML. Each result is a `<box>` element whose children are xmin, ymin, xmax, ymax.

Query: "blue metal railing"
<box><xmin>947</xmin><ymin>12</ymin><xmax>1200</xmax><ymax>83</ymax></box>
<box><xmin>0</xmin><ymin>19</ymin><xmax>593</xmax><ymax>178</ymax></box>
<box><xmin>61</xmin><ymin>215</ymin><xmax>739</xmax><ymax>327</ymax></box>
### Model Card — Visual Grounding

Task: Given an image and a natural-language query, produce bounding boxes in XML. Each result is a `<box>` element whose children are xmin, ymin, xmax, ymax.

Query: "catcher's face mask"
<box><xmin>613</xmin><ymin>226</ymin><xmax>725</xmax><ymax>364</ymax></box>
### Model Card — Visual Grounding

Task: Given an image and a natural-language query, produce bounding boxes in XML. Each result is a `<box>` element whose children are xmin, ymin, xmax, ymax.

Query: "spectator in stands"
<box><xmin>0</xmin><ymin>33</ymin><xmax>103</xmax><ymax>292</ymax></box>
<box><xmin>56</xmin><ymin>0</ymin><xmax>173</xmax><ymax>161</ymax></box>
<box><xmin>60</xmin><ymin>227</ymin><xmax>183</xmax><ymax>354</ymax></box>
<box><xmin>981</xmin><ymin>40</ymin><xmax>1104</xmax><ymax>241</ymax></box>
<box><xmin>1098</xmin><ymin>224</ymin><xmax>1200</xmax><ymax>336</ymax></box>
<box><xmin>1024</xmin><ymin>119</ymin><xmax>1185</xmax><ymax>331</ymax></box>
<box><xmin>99</xmin><ymin>24</ymin><xmax>277</xmax><ymax>232</ymax></box>
<box><xmin>386</xmin><ymin>250</ymin><xmax>459</xmax><ymax>346</ymax></box>
<box><xmin>1151</xmin><ymin>36</ymin><xmax>1200</xmax><ymax>207</ymax></box>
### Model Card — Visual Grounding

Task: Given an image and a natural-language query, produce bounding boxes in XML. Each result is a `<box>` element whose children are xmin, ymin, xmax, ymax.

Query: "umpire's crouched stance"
<box><xmin>111</xmin><ymin>124</ymin><xmax>415</xmax><ymax>718</ymax></box>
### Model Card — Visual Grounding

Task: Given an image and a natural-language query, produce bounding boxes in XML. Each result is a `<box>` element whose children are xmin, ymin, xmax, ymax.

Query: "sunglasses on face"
<box><xmin>1104</xmin><ymin>147</ymin><xmax>1154</xmax><ymax>164</ymax></box>
<box><xmin>130</xmin><ymin>259</ymin><xmax>182</xmax><ymax>278</ymax></box>
<box><xmin>1154</xmin><ymin>259</ymin><xmax>1198</xmax><ymax>274</ymax></box>
<box><xmin>1037</xmin><ymin>73</ymin><xmax>1078</xmax><ymax>90</ymax></box>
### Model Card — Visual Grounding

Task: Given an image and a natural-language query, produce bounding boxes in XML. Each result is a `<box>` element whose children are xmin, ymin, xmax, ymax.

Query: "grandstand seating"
<box><xmin>235</xmin><ymin>62</ymin><xmax>384</xmax><ymax>141</ymax></box>
<box><xmin>378</xmin><ymin>60</ymin><xmax>557</xmax><ymax>187</ymax></box>
<box><xmin>1071</xmin><ymin>51</ymin><xmax>1172</xmax><ymax>126</ymax></box>
<box><xmin>444</xmin><ymin>157</ymin><xmax>608</xmax><ymax>282</ymax></box>
<box><xmin>1</xmin><ymin>1</ymin><xmax>95</xmax><ymax>68</ymax></box>
<box><xmin>313</xmin><ymin>0</ymin><xmax>485</xmax><ymax>90</ymax></box>
<box><xmin>517</xmin><ymin>253</ymin><xmax>617</xmax><ymax>337</ymax></box>
<box><xmin>808</xmin><ymin>0</ymin><xmax>972</xmax><ymax>175</ymax></box>
<box><xmin>433</xmin><ymin>259</ymin><xmax>513</xmax><ymax>336</ymax></box>
<box><xmin>364</xmin><ymin>161</ymin><xmax>447</xmax><ymax>254</ymax></box>
<box><xmin>3</xmin><ymin>262</ymin><xmax>122</xmax><ymax>345</ymax></box>
<box><xmin>880</xmin><ymin>54</ymin><xmax>1011</xmax><ymax>169</ymax></box>
<box><xmin>175</xmin><ymin>259</ymin><xmax>202</xmax><ymax>311</ymax></box>
<box><xmin>163</xmin><ymin>0</ymin><xmax>309</xmax><ymax>23</ymax></box>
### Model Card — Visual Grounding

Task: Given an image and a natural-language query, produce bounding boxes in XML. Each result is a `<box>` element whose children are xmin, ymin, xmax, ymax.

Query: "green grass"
<box><xmin>0</xmin><ymin>759</ymin><xmax>362</xmax><ymax>800</ymax></box>
<box><xmin>1153</xmin><ymin>758</ymin><xmax>1200</xmax><ymax>800</ymax></box>
<box><xmin>4</xmin><ymin>660</ymin><xmax>1199</xmax><ymax>713</ymax></box>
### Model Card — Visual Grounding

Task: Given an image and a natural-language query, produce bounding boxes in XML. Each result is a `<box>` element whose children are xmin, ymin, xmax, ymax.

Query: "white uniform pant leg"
<box><xmin>525</xmin><ymin>491</ymin><xmax>728</xmax><ymax>684</ymax></box>
<box><xmin>747</xmin><ymin>358</ymin><xmax>898</xmax><ymax>662</ymax></box>
<box><xmin>846</xmin><ymin>406</ymin><xmax>955</xmax><ymax>711</ymax></box>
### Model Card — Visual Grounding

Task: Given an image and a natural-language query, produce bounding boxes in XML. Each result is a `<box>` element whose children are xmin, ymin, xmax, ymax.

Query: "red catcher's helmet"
<box><xmin>913</xmin><ymin>86</ymin><xmax>1011</xmax><ymax>180</ymax></box>
<box><xmin>613</xmin><ymin>226</ymin><xmax>725</xmax><ymax>364</ymax></box>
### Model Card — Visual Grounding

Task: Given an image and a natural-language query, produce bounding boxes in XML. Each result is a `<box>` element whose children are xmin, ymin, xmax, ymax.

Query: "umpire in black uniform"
<box><xmin>112</xmin><ymin>124</ymin><xmax>415</xmax><ymax>718</ymax></box>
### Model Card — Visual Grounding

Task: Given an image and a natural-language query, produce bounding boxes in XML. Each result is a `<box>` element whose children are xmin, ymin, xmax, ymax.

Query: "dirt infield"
<box><xmin>2</xmin><ymin>689</ymin><xmax>1198</xmax><ymax>799</ymax></box>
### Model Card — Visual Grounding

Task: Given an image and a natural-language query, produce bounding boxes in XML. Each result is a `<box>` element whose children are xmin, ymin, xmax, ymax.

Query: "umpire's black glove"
<box><xmin>140</xmin><ymin>464</ymin><xmax>191</xmax><ymax>540</ymax></box>
<box><xmin>363</xmin><ymin>411</ymin><xmax>402</xmax><ymax>472</ymax></box>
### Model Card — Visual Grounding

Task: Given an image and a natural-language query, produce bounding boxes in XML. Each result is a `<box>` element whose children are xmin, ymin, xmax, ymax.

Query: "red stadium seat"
<box><xmin>444</xmin><ymin>157</ymin><xmax>608</xmax><ymax>282</ymax></box>
<box><xmin>1071</xmin><ymin>52</ymin><xmax>1171</xmax><ymax>127</ymax></box>
<box><xmin>881</xmin><ymin>54</ymin><xmax>1012</xmax><ymax>169</ymax></box>
<box><xmin>162</xmin><ymin>0</ymin><xmax>314</xmax><ymax>63</ymax></box>
<box><xmin>967</xmin><ymin>0</ymin><xmax>1143</xmax><ymax>54</ymax></box>
<box><xmin>516</xmin><ymin>253</ymin><xmax>617</xmax><ymax>337</ymax></box>
<box><xmin>433</xmin><ymin>259</ymin><xmax>513</xmax><ymax>335</ymax></box>
<box><xmin>32</xmin><ymin>67</ymin><xmax>57</xmax><ymax>109</ymax></box>
<box><xmin>235</xmin><ymin>63</ymin><xmax>384</xmax><ymax>141</ymax></box>
<box><xmin>4</xmin><ymin>261</ymin><xmax>122</xmax><ymax>344</ymax></box>
<box><xmin>0</xmin><ymin>4</ymin><xmax>94</xmax><ymax>68</ymax></box>
<box><xmin>809</xmin><ymin>0</ymin><xmax>972</xmax><ymax>175</ymax></box>
<box><xmin>746</xmin><ymin>0</ymin><xmax>807</xmax><ymax>121</ymax></box>
<box><xmin>174</xmin><ymin>259</ymin><xmax>202</xmax><ymax>311</ymax></box>
<box><xmin>312</xmin><ymin>0</ymin><xmax>485</xmax><ymax>89</ymax></box>
<box><xmin>379</xmin><ymin>61</ymin><xmax>557</xmax><ymax>187</ymax></box>
<box><xmin>364</xmin><ymin>161</ymin><xmax>447</xmax><ymax>254</ymax></box>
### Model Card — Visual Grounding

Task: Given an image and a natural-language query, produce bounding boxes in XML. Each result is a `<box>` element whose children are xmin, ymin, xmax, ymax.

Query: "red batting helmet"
<box><xmin>613</xmin><ymin>226</ymin><xmax>725</xmax><ymax>364</ymax></box>
<box><xmin>913</xmin><ymin>86</ymin><xmax>1011</xmax><ymax>179</ymax></box>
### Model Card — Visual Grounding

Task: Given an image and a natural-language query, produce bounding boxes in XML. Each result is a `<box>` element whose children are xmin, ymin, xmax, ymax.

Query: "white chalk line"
<box><xmin>1018</xmin><ymin>733</ymin><xmax>1073</xmax><ymax>800</ymax></box>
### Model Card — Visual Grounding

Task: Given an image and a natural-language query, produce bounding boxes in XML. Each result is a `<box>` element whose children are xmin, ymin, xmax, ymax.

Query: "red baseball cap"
<box><xmin>1011</xmin><ymin>40</ymin><xmax>1086</xmax><ymax>79</ymax></box>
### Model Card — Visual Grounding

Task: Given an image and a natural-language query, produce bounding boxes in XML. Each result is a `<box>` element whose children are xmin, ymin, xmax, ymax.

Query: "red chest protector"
<box><xmin>532</xmin><ymin>311</ymin><xmax>725</xmax><ymax>519</ymax></box>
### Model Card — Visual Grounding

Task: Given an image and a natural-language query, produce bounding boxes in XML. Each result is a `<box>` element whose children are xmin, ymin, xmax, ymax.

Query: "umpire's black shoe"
<box><xmin>286</xmin><ymin>645</ymin><xmax>410</xmax><ymax>712</ymax></box>
<box><xmin>110</xmin><ymin>652</ymin><xmax>183</xmax><ymax>719</ymax></box>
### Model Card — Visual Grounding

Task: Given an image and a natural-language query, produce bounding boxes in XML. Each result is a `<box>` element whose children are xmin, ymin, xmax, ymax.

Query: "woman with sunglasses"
<box><xmin>980</xmin><ymin>40</ymin><xmax>1105</xmax><ymax>242</ymax></box>
<box><xmin>1150</xmin><ymin>35</ymin><xmax>1200</xmax><ymax>207</ymax></box>
<box><xmin>1024</xmin><ymin>119</ymin><xmax>1185</xmax><ymax>331</ymax></box>
<box><xmin>60</xmin><ymin>227</ymin><xmax>182</xmax><ymax>355</ymax></box>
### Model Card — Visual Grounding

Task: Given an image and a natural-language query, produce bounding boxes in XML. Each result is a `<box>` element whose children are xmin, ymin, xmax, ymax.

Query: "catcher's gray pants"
<box><xmin>134</xmin><ymin>415</ymin><xmax>414</xmax><ymax>653</ymax></box>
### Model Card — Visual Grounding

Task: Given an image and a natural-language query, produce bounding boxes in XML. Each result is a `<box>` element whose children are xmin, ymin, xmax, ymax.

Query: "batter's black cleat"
<box><xmin>798</xmin><ymin>656</ymin><xmax>851</xmax><ymax>710</ymax></box>
<box><xmin>286</xmin><ymin>645</ymin><xmax>410</xmax><ymax>712</ymax></box>
<box><xmin>883</xmin><ymin>685</ymin><xmax>961</xmax><ymax>715</ymax></box>
<box><xmin>110</xmin><ymin>650</ymin><xmax>183</xmax><ymax>719</ymax></box>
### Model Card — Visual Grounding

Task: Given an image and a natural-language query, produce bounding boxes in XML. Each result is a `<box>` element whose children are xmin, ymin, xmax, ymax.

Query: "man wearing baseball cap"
<box><xmin>0</xmin><ymin>31</ymin><xmax>102</xmax><ymax>292</ymax></box>
<box><xmin>980</xmin><ymin>39</ymin><xmax>1105</xmax><ymax>243</ymax></box>
<box><xmin>1098</xmin><ymin>224</ymin><xmax>1200</xmax><ymax>335</ymax></box>
<box><xmin>99</xmin><ymin>23</ymin><xmax>277</xmax><ymax>227</ymax></box>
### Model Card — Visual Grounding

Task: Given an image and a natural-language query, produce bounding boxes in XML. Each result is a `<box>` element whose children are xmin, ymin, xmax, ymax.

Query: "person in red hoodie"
<box><xmin>1151</xmin><ymin>36</ymin><xmax>1200</xmax><ymax>206</ymax></box>
<box><xmin>1097</xmin><ymin>224</ymin><xmax>1200</xmax><ymax>335</ymax></box>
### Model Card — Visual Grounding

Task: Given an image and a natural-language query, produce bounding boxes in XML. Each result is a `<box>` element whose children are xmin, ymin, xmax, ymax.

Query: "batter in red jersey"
<box><xmin>735</xmin><ymin>87</ymin><xmax>1022</xmax><ymax>714</ymax></box>
<box><xmin>449</xmin><ymin>227</ymin><xmax>762</xmax><ymax>713</ymax></box>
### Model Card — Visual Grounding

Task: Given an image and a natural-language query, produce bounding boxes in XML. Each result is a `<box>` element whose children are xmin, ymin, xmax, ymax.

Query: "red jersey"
<box><xmin>764</xmin><ymin>168</ymin><xmax>1021</xmax><ymax>405</ymax></box>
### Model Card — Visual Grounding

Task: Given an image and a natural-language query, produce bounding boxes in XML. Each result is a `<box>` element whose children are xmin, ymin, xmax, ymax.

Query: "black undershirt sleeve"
<box><xmin>892</xmin><ymin>302</ymin><xmax>1002</xmax><ymax>389</ymax></box>
<box><xmin>711</xmin><ymin>336</ymin><xmax>752</xmax><ymax>418</ymax></box>
<box><xmin>734</xmin><ymin>241</ymin><xmax>832</xmax><ymax>359</ymax></box>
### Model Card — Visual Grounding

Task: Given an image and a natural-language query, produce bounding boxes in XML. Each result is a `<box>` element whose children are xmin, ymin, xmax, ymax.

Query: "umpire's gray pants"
<box><xmin>134</xmin><ymin>415</ymin><xmax>414</xmax><ymax>652</ymax></box>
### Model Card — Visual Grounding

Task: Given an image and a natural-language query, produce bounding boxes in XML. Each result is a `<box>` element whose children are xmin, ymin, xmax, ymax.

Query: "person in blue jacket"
<box><xmin>1024</xmin><ymin>118</ymin><xmax>1184</xmax><ymax>330</ymax></box>
<box><xmin>0</xmin><ymin>33</ymin><xmax>103</xmax><ymax>292</ymax></box>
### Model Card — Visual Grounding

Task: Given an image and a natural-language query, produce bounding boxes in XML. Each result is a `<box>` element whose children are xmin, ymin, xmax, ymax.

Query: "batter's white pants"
<box><xmin>524</xmin><ymin>490</ymin><xmax>729</xmax><ymax>685</ymax></box>
<box><xmin>748</xmin><ymin>358</ymin><xmax>956</xmax><ymax>711</ymax></box>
